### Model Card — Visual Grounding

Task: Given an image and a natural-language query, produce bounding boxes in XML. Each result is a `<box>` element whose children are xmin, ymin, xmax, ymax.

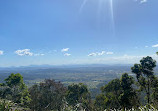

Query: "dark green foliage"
<box><xmin>100</xmin><ymin>78</ymin><xmax>121</xmax><ymax>109</ymax></box>
<box><xmin>94</xmin><ymin>94</ymin><xmax>107</xmax><ymax>111</ymax></box>
<box><xmin>131</xmin><ymin>56</ymin><xmax>156</xmax><ymax>106</ymax></box>
<box><xmin>1</xmin><ymin>56</ymin><xmax>158</xmax><ymax>110</ymax></box>
<box><xmin>95</xmin><ymin>73</ymin><xmax>139</xmax><ymax>110</ymax></box>
<box><xmin>0</xmin><ymin>73</ymin><xmax>31</xmax><ymax>106</ymax></box>
<box><xmin>150</xmin><ymin>76</ymin><xmax>158</xmax><ymax>109</ymax></box>
<box><xmin>66</xmin><ymin>83</ymin><xmax>92</xmax><ymax>111</ymax></box>
<box><xmin>29</xmin><ymin>79</ymin><xmax>67</xmax><ymax>111</ymax></box>
<box><xmin>5</xmin><ymin>73</ymin><xmax>24</xmax><ymax>88</ymax></box>
<box><xmin>119</xmin><ymin>73</ymin><xmax>139</xmax><ymax>109</ymax></box>
<box><xmin>102</xmin><ymin>78</ymin><xmax>121</xmax><ymax>96</ymax></box>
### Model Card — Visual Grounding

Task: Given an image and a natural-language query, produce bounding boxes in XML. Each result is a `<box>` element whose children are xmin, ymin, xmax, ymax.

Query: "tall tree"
<box><xmin>101</xmin><ymin>78</ymin><xmax>121</xmax><ymax>109</ymax></box>
<box><xmin>66</xmin><ymin>83</ymin><xmax>92</xmax><ymax>111</ymax></box>
<box><xmin>0</xmin><ymin>73</ymin><xmax>31</xmax><ymax>106</ymax></box>
<box><xmin>94</xmin><ymin>79</ymin><xmax>121</xmax><ymax>111</ymax></box>
<box><xmin>29</xmin><ymin>79</ymin><xmax>67</xmax><ymax>111</ymax></box>
<box><xmin>95</xmin><ymin>73</ymin><xmax>139</xmax><ymax>110</ymax></box>
<box><xmin>119</xmin><ymin>73</ymin><xmax>139</xmax><ymax>110</ymax></box>
<box><xmin>94</xmin><ymin>94</ymin><xmax>108</xmax><ymax>111</ymax></box>
<box><xmin>131</xmin><ymin>56</ymin><xmax>156</xmax><ymax>106</ymax></box>
<box><xmin>150</xmin><ymin>76</ymin><xmax>158</xmax><ymax>108</ymax></box>
<box><xmin>5</xmin><ymin>73</ymin><xmax>24</xmax><ymax>88</ymax></box>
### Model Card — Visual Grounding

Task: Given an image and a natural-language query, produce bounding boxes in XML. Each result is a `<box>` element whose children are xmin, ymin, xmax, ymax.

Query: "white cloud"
<box><xmin>41</xmin><ymin>54</ymin><xmax>45</xmax><ymax>56</ymax></box>
<box><xmin>15</xmin><ymin>49</ymin><xmax>33</xmax><ymax>56</ymax></box>
<box><xmin>97</xmin><ymin>51</ymin><xmax>106</xmax><ymax>56</ymax></box>
<box><xmin>140</xmin><ymin>0</ymin><xmax>147</xmax><ymax>3</ymax></box>
<box><xmin>0</xmin><ymin>50</ymin><xmax>3</xmax><ymax>55</ymax></box>
<box><xmin>15</xmin><ymin>49</ymin><xmax>45</xmax><ymax>56</ymax></box>
<box><xmin>61</xmin><ymin>48</ymin><xmax>70</xmax><ymax>56</ymax></box>
<box><xmin>106</xmin><ymin>52</ymin><xmax>114</xmax><ymax>55</ymax></box>
<box><xmin>135</xmin><ymin>0</ymin><xmax>147</xmax><ymax>4</ymax></box>
<box><xmin>145</xmin><ymin>46</ymin><xmax>149</xmax><ymax>48</ymax></box>
<box><xmin>64</xmin><ymin>53</ymin><xmax>71</xmax><ymax>56</ymax></box>
<box><xmin>34</xmin><ymin>53</ymin><xmax>45</xmax><ymax>56</ymax></box>
<box><xmin>88</xmin><ymin>53</ymin><xmax>97</xmax><ymax>56</ymax></box>
<box><xmin>61</xmin><ymin>48</ymin><xmax>69</xmax><ymax>52</ymax></box>
<box><xmin>152</xmin><ymin>44</ymin><xmax>158</xmax><ymax>48</ymax></box>
<box><xmin>88</xmin><ymin>51</ymin><xmax>114</xmax><ymax>56</ymax></box>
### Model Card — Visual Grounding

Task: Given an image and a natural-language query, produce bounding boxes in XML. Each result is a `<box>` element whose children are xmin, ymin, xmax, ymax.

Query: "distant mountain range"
<box><xmin>0</xmin><ymin>64</ymin><xmax>133</xmax><ymax>70</ymax></box>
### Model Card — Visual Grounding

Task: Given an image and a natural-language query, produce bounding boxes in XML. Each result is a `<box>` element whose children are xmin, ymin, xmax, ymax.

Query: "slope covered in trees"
<box><xmin>0</xmin><ymin>56</ymin><xmax>158</xmax><ymax>111</ymax></box>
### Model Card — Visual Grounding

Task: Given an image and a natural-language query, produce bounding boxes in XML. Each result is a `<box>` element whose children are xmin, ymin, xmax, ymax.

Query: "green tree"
<box><xmin>5</xmin><ymin>73</ymin><xmax>24</xmax><ymax>88</ymax></box>
<box><xmin>101</xmin><ymin>78</ymin><xmax>121</xmax><ymax>109</ymax></box>
<box><xmin>66</xmin><ymin>83</ymin><xmax>92</xmax><ymax>111</ymax></box>
<box><xmin>95</xmin><ymin>73</ymin><xmax>139</xmax><ymax>110</ymax></box>
<box><xmin>119</xmin><ymin>73</ymin><xmax>139</xmax><ymax>110</ymax></box>
<box><xmin>0</xmin><ymin>73</ymin><xmax>31</xmax><ymax>106</ymax></box>
<box><xmin>150</xmin><ymin>76</ymin><xmax>158</xmax><ymax>109</ymax></box>
<box><xmin>131</xmin><ymin>56</ymin><xmax>156</xmax><ymax>106</ymax></box>
<box><xmin>94</xmin><ymin>94</ymin><xmax>108</xmax><ymax>111</ymax></box>
<box><xmin>29</xmin><ymin>79</ymin><xmax>67</xmax><ymax>111</ymax></box>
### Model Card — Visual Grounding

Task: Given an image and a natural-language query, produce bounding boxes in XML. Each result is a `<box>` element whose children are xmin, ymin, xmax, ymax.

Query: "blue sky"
<box><xmin>0</xmin><ymin>0</ymin><xmax>158</xmax><ymax>67</ymax></box>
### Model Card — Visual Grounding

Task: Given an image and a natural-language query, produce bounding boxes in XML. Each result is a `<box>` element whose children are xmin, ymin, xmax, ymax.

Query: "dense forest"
<box><xmin>1</xmin><ymin>56</ymin><xmax>158</xmax><ymax>111</ymax></box>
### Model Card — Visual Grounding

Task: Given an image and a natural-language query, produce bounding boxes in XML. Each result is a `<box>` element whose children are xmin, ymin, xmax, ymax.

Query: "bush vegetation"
<box><xmin>0</xmin><ymin>56</ymin><xmax>158</xmax><ymax>111</ymax></box>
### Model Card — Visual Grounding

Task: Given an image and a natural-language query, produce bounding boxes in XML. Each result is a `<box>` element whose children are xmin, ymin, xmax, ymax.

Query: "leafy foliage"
<box><xmin>119</xmin><ymin>73</ymin><xmax>139</xmax><ymax>109</ymax></box>
<box><xmin>29</xmin><ymin>79</ymin><xmax>67</xmax><ymax>111</ymax></box>
<box><xmin>0</xmin><ymin>99</ymin><xmax>29</xmax><ymax>111</ymax></box>
<box><xmin>0</xmin><ymin>73</ymin><xmax>31</xmax><ymax>106</ymax></box>
<box><xmin>5</xmin><ymin>73</ymin><xmax>24</xmax><ymax>88</ymax></box>
<box><xmin>131</xmin><ymin>56</ymin><xmax>157</xmax><ymax>106</ymax></box>
<box><xmin>95</xmin><ymin>73</ymin><xmax>139</xmax><ymax>110</ymax></box>
<box><xmin>66</xmin><ymin>83</ymin><xmax>92</xmax><ymax>111</ymax></box>
<box><xmin>1</xmin><ymin>56</ymin><xmax>158</xmax><ymax>110</ymax></box>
